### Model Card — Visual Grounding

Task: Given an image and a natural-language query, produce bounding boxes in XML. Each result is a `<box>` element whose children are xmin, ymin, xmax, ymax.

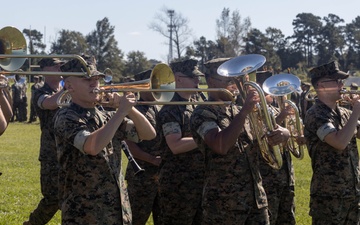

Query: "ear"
<box><xmin>64</xmin><ymin>80</ymin><xmax>73</xmax><ymax>92</ymax></box>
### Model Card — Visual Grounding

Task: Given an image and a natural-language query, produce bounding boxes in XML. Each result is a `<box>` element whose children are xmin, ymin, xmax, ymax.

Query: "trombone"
<box><xmin>0</xmin><ymin>26</ymin><xmax>91</xmax><ymax>77</ymax></box>
<box><xmin>262</xmin><ymin>73</ymin><xmax>305</xmax><ymax>160</ymax></box>
<box><xmin>217</xmin><ymin>54</ymin><xmax>283</xmax><ymax>170</ymax></box>
<box><xmin>57</xmin><ymin>63</ymin><xmax>236</xmax><ymax>107</ymax></box>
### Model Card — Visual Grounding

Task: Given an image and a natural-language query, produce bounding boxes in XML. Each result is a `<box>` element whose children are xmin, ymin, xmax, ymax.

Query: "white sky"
<box><xmin>2</xmin><ymin>0</ymin><xmax>360</xmax><ymax>62</ymax></box>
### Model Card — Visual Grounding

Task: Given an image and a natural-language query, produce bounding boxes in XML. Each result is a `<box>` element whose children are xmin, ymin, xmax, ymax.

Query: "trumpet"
<box><xmin>217</xmin><ymin>54</ymin><xmax>283</xmax><ymax>170</ymax></box>
<box><xmin>262</xmin><ymin>73</ymin><xmax>305</xmax><ymax>160</ymax></box>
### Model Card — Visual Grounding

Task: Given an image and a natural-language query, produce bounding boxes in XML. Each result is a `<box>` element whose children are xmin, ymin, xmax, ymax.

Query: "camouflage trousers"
<box><xmin>28</xmin><ymin>160</ymin><xmax>60</xmax><ymax>225</ymax></box>
<box><xmin>159</xmin><ymin>181</ymin><xmax>203</xmax><ymax>225</ymax></box>
<box><xmin>202</xmin><ymin>204</ymin><xmax>270</xmax><ymax>225</ymax></box>
<box><xmin>126</xmin><ymin>171</ymin><xmax>161</xmax><ymax>225</ymax></box>
<box><xmin>265</xmin><ymin>185</ymin><xmax>295</xmax><ymax>225</ymax></box>
<box><xmin>310</xmin><ymin>195</ymin><xmax>360</xmax><ymax>225</ymax></box>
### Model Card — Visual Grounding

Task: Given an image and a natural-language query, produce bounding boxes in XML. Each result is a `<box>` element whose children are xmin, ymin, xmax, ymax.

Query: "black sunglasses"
<box><xmin>319</xmin><ymin>79</ymin><xmax>344</xmax><ymax>85</ymax></box>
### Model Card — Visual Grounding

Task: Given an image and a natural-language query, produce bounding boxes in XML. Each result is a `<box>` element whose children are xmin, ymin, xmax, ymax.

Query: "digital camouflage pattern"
<box><xmin>156</xmin><ymin>92</ymin><xmax>204</xmax><ymax>225</ymax></box>
<box><xmin>170</xmin><ymin>59</ymin><xmax>204</xmax><ymax>78</ymax></box>
<box><xmin>203</xmin><ymin>57</ymin><xmax>231</xmax><ymax>77</ymax></box>
<box><xmin>309</xmin><ymin>61</ymin><xmax>349</xmax><ymax>81</ymax></box>
<box><xmin>259</xmin><ymin>104</ymin><xmax>295</xmax><ymax>225</ymax></box>
<box><xmin>25</xmin><ymin>83</ymin><xmax>62</xmax><ymax>224</ymax></box>
<box><xmin>134</xmin><ymin>69</ymin><xmax>152</xmax><ymax>81</ymax></box>
<box><xmin>304</xmin><ymin>99</ymin><xmax>360</xmax><ymax>223</ymax></box>
<box><xmin>125</xmin><ymin>103</ymin><xmax>162</xmax><ymax>225</ymax></box>
<box><xmin>38</xmin><ymin>58</ymin><xmax>64</xmax><ymax>69</ymax></box>
<box><xmin>60</xmin><ymin>54</ymin><xmax>105</xmax><ymax>77</ymax></box>
<box><xmin>54</xmin><ymin>103</ymin><xmax>138</xmax><ymax>225</ymax></box>
<box><xmin>190</xmin><ymin>103</ymin><xmax>269</xmax><ymax>225</ymax></box>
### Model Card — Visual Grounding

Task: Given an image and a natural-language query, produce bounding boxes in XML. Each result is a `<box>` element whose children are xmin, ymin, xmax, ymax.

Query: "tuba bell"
<box><xmin>262</xmin><ymin>73</ymin><xmax>305</xmax><ymax>159</ymax></box>
<box><xmin>217</xmin><ymin>54</ymin><xmax>283</xmax><ymax>170</ymax></box>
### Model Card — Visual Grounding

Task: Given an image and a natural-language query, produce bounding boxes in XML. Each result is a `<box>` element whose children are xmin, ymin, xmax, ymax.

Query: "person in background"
<box><xmin>190</xmin><ymin>58</ymin><xmax>290</xmax><ymax>225</ymax></box>
<box><xmin>53</xmin><ymin>55</ymin><xmax>156</xmax><ymax>225</ymax></box>
<box><xmin>261</xmin><ymin>92</ymin><xmax>296</xmax><ymax>225</ymax></box>
<box><xmin>23</xmin><ymin>58</ymin><xmax>65</xmax><ymax>225</ymax></box>
<box><xmin>28</xmin><ymin>76</ymin><xmax>43</xmax><ymax>123</ymax></box>
<box><xmin>157</xmin><ymin>59</ymin><xmax>204</xmax><ymax>225</ymax></box>
<box><xmin>11</xmin><ymin>72</ymin><xmax>27</xmax><ymax>122</ymax></box>
<box><xmin>299</xmin><ymin>81</ymin><xmax>313</xmax><ymax>120</ymax></box>
<box><xmin>304</xmin><ymin>61</ymin><xmax>360</xmax><ymax>224</ymax></box>
<box><xmin>125</xmin><ymin>69</ymin><xmax>163</xmax><ymax>225</ymax></box>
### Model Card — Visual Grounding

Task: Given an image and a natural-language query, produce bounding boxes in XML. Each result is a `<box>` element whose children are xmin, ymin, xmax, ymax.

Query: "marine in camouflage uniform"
<box><xmin>11</xmin><ymin>73</ymin><xmax>27</xmax><ymax>122</ymax></box>
<box><xmin>28</xmin><ymin>76</ymin><xmax>43</xmax><ymax>123</ymax></box>
<box><xmin>157</xmin><ymin>59</ymin><xmax>205</xmax><ymax>225</ymax></box>
<box><xmin>125</xmin><ymin>69</ymin><xmax>162</xmax><ymax>225</ymax></box>
<box><xmin>190</xmin><ymin>57</ymin><xmax>272</xmax><ymax>225</ymax></box>
<box><xmin>23</xmin><ymin>58</ymin><xmax>64</xmax><ymax>225</ymax></box>
<box><xmin>53</xmin><ymin>55</ymin><xmax>156</xmax><ymax>225</ymax></box>
<box><xmin>304</xmin><ymin>61</ymin><xmax>360</xmax><ymax>224</ymax></box>
<box><xmin>259</xmin><ymin>97</ymin><xmax>296</xmax><ymax>225</ymax></box>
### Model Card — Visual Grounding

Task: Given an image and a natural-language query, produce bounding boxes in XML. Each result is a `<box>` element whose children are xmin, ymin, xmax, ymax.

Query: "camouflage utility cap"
<box><xmin>309</xmin><ymin>61</ymin><xmax>349</xmax><ymax>81</ymax></box>
<box><xmin>134</xmin><ymin>69</ymin><xmax>151</xmax><ymax>81</ymax></box>
<box><xmin>350</xmin><ymin>82</ymin><xmax>358</xmax><ymax>89</ymax></box>
<box><xmin>60</xmin><ymin>54</ymin><xmax>105</xmax><ymax>78</ymax></box>
<box><xmin>203</xmin><ymin>58</ymin><xmax>231</xmax><ymax>77</ymax></box>
<box><xmin>38</xmin><ymin>58</ymin><xmax>65</xmax><ymax>69</ymax></box>
<box><xmin>170</xmin><ymin>59</ymin><xmax>204</xmax><ymax>78</ymax></box>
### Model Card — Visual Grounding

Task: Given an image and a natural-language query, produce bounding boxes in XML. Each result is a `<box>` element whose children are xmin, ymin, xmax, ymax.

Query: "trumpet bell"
<box><xmin>0</xmin><ymin>26</ymin><xmax>27</xmax><ymax>71</ymax></box>
<box><xmin>217</xmin><ymin>54</ymin><xmax>266</xmax><ymax>77</ymax></box>
<box><xmin>262</xmin><ymin>73</ymin><xmax>301</xmax><ymax>96</ymax></box>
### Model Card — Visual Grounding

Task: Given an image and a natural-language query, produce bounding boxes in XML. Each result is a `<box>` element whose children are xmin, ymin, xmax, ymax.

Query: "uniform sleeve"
<box><xmin>191</xmin><ymin>107</ymin><xmax>220</xmax><ymax>140</ymax></box>
<box><xmin>54</xmin><ymin>110</ymin><xmax>90</xmax><ymax>154</ymax></box>
<box><xmin>316</xmin><ymin>122</ymin><xmax>336</xmax><ymax>141</ymax></box>
<box><xmin>115</xmin><ymin>117</ymin><xmax>140</xmax><ymax>143</ymax></box>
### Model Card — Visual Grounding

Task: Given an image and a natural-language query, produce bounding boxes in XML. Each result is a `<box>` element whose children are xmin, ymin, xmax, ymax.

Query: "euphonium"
<box><xmin>217</xmin><ymin>54</ymin><xmax>283</xmax><ymax>170</ymax></box>
<box><xmin>262</xmin><ymin>73</ymin><xmax>305</xmax><ymax>159</ymax></box>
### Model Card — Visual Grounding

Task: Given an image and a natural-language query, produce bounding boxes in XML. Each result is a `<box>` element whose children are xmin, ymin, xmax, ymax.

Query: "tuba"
<box><xmin>217</xmin><ymin>54</ymin><xmax>283</xmax><ymax>170</ymax></box>
<box><xmin>262</xmin><ymin>73</ymin><xmax>305</xmax><ymax>159</ymax></box>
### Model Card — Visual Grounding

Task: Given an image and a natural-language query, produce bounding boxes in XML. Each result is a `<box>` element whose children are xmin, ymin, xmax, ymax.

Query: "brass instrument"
<box><xmin>0</xmin><ymin>26</ymin><xmax>91</xmax><ymax>77</ymax></box>
<box><xmin>339</xmin><ymin>89</ymin><xmax>360</xmax><ymax>95</ymax></box>
<box><xmin>217</xmin><ymin>54</ymin><xmax>283</xmax><ymax>170</ymax></box>
<box><xmin>262</xmin><ymin>74</ymin><xmax>305</xmax><ymax>159</ymax></box>
<box><xmin>57</xmin><ymin>63</ymin><xmax>235</xmax><ymax>106</ymax></box>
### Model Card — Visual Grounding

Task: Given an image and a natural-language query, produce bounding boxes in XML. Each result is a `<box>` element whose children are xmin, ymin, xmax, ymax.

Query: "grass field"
<box><xmin>0</xmin><ymin>120</ymin><xmax>313</xmax><ymax>224</ymax></box>
<box><xmin>0</xmin><ymin>83</ymin><xmax>314</xmax><ymax>225</ymax></box>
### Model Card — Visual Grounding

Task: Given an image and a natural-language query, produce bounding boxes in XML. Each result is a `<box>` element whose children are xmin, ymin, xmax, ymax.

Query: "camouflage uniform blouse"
<box><xmin>125</xmin><ymin>103</ymin><xmax>161</xmax><ymax>177</ymax></box>
<box><xmin>33</xmin><ymin>82</ymin><xmax>60</xmax><ymax>161</ymax></box>
<box><xmin>157</xmin><ymin>93</ymin><xmax>204</xmax><ymax>177</ymax></box>
<box><xmin>190</xmin><ymin>103</ymin><xmax>267</xmax><ymax>211</ymax></box>
<box><xmin>54</xmin><ymin>103</ymin><xmax>139</xmax><ymax>225</ymax></box>
<box><xmin>304</xmin><ymin>99</ymin><xmax>360</xmax><ymax>197</ymax></box>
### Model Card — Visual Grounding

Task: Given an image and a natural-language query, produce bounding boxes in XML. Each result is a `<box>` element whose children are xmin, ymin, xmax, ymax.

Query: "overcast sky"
<box><xmin>2</xmin><ymin>0</ymin><xmax>359</xmax><ymax>62</ymax></box>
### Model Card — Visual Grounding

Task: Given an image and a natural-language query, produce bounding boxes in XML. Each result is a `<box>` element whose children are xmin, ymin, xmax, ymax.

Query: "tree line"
<box><xmin>18</xmin><ymin>8</ymin><xmax>360</xmax><ymax>82</ymax></box>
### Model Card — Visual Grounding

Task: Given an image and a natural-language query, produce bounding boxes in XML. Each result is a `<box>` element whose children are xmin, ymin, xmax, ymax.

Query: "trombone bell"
<box><xmin>0</xmin><ymin>26</ymin><xmax>27</xmax><ymax>71</ymax></box>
